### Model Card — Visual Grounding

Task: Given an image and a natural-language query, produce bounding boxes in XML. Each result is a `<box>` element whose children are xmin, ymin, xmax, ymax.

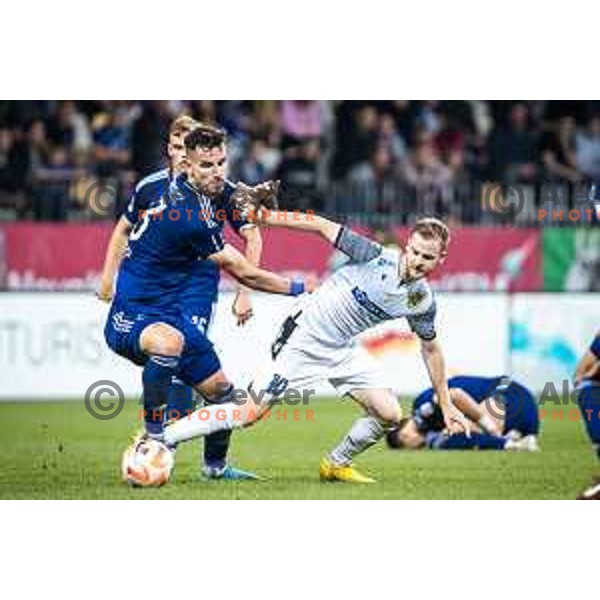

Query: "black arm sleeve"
<box><xmin>407</xmin><ymin>302</ymin><xmax>437</xmax><ymax>341</ymax></box>
<box><xmin>334</xmin><ymin>227</ymin><xmax>383</xmax><ymax>263</ymax></box>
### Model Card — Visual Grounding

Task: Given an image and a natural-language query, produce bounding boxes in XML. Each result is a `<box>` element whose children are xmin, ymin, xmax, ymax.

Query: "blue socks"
<box><xmin>576</xmin><ymin>383</ymin><xmax>600</xmax><ymax>460</ymax></box>
<box><xmin>426</xmin><ymin>431</ymin><xmax>506</xmax><ymax>450</ymax></box>
<box><xmin>203</xmin><ymin>384</ymin><xmax>235</xmax><ymax>471</ymax></box>
<box><xmin>142</xmin><ymin>354</ymin><xmax>180</xmax><ymax>437</ymax></box>
<box><xmin>166</xmin><ymin>377</ymin><xmax>194</xmax><ymax>421</ymax></box>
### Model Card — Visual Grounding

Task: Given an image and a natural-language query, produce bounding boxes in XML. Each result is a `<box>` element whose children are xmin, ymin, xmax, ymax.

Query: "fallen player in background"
<box><xmin>386</xmin><ymin>375</ymin><xmax>540</xmax><ymax>452</ymax></box>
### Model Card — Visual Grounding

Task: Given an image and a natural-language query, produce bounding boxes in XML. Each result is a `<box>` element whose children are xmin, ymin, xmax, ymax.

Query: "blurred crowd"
<box><xmin>1</xmin><ymin>100</ymin><xmax>599</xmax><ymax>224</ymax></box>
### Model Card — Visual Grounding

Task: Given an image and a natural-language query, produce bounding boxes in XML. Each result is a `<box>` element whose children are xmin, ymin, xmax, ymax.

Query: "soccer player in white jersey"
<box><xmin>163</xmin><ymin>210</ymin><xmax>470</xmax><ymax>483</ymax></box>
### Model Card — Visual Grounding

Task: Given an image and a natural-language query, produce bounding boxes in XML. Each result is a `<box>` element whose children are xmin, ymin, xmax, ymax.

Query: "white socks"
<box><xmin>329</xmin><ymin>416</ymin><xmax>385</xmax><ymax>466</ymax></box>
<box><xmin>163</xmin><ymin>402</ymin><xmax>242</xmax><ymax>446</ymax></box>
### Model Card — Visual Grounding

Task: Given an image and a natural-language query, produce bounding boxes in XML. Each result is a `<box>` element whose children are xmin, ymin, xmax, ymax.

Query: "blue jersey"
<box><xmin>590</xmin><ymin>334</ymin><xmax>600</xmax><ymax>362</ymax></box>
<box><xmin>116</xmin><ymin>170</ymin><xmax>249</xmax><ymax>313</ymax></box>
<box><xmin>577</xmin><ymin>334</ymin><xmax>600</xmax><ymax>390</ymax></box>
<box><xmin>413</xmin><ymin>375</ymin><xmax>539</xmax><ymax>436</ymax></box>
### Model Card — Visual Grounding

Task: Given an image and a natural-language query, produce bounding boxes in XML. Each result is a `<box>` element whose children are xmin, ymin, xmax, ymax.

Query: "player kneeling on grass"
<box><xmin>386</xmin><ymin>375</ymin><xmax>539</xmax><ymax>452</ymax></box>
<box><xmin>574</xmin><ymin>331</ymin><xmax>600</xmax><ymax>500</ymax></box>
<box><xmin>162</xmin><ymin>203</ymin><xmax>470</xmax><ymax>483</ymax></box>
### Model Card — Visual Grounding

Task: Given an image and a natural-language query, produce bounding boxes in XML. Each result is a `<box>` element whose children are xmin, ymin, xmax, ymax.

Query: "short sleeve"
<box><xmin>123</xmin><ymin>191</ymin><xmax>141</xmax><ymax>225</ymax></box>
<box><xmin>407</xmin><ymin>301</ymin><xmax>437</xmax><ymax>341</ymax></box>
<box><xmin>412</xmin><ymin>390</ymin><xmax>444</xmax><ymax>433</ymax></box>
<box><xmin>334</xmin><ymin>227</ymin><xmax>383</xmax><ymax>263</ymax></box>
<box><xmin>590</xmin><ymin>335</ymin><xmax>600</xmax><ymax>359</ymax></box>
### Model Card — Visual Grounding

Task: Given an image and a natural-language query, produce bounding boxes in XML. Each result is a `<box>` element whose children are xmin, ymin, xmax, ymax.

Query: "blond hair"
<box><xmin>411</xmin><ymin>217</ymin><xmax>450</xmax><ymax>252</ymax></box>
<box><xmin>169</xmin><ymin>114</ymin><xmax>200</xmax><ymax>138</ymax></box>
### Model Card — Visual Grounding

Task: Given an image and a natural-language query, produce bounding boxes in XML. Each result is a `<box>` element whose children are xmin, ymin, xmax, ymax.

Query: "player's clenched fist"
<box><xmin>96</xmin><ymin>279</ymin><xmax>114</xmax><ymax>303</ymax></box>
<box><xmin>232</xmin><ymin>180</ymin><xmax>280</xmax><ymax>218</ymax></box>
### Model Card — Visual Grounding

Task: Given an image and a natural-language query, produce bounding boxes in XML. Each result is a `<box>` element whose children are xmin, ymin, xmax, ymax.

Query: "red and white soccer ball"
<box><xmin>122</xmin><ymin>438</ymin><xmax>174</xmax><ymax>487</ymax></box>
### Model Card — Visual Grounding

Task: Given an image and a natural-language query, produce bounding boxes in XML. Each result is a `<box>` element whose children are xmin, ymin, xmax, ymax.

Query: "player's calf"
<box><xmin>327</xmin><ymin>388</ymin><xmax>401</xmax><ymax>470</ymax></box>
<box><xmin>139</xmin><ymin>323</ymin><xmax>185</xmax><ymax>438</ymax></box>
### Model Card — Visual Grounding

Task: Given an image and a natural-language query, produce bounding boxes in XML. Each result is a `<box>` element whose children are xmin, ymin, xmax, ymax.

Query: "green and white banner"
<box><xmin>543</xmin><ymin>229</ymin><xmax>600</xmax><ymax>291</ymax></box>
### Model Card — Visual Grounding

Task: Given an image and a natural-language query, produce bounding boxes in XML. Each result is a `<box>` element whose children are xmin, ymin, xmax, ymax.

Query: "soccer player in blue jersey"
<box><xmin>100</xmin><ymin>124</ymin><xmax>305</xmax><ymax>463</ymax></box>
<box><xmin>100</xmin><ymin>115</ymin><xmax>266</xmax><ymax>479</ymax></box>
<box><xmin>574</xmin><ymin>332</ymin><xmax>600</xmax><ymax>499</ymax></box>
<box><xmin>386</xmin><ymin>375</ymin><xmax>539</xmax><ymax>451</ymax></box>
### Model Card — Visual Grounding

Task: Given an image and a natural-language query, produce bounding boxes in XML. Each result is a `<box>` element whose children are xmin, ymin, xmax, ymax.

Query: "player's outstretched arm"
<box><xmin>210</xmin><ymin>244</ymin><xmax>305</xmax><ymax>297</ymax></box>
<box><xmin>254</xmin><ymin>210</ymin><xmax>383</xmax><ymax>264</ymax></box>
<box><xmin>97</xmin><ymin>216</ymin><xmax>132</xmax><ymax>302</ymax></box>
<box><xmin>253</xmin><ymin>210</ymin><xmax>342</xmax><ymax>243</ymax></box>
<box><xmin>420</xmin><ymin>339</ymin><xmax>470</xmax><ymax>436</ymax></box>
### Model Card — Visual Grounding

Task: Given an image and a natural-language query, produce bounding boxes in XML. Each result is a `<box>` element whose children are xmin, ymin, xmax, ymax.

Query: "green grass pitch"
<box><xmin>0</xmin><ymin>397</ymin><xmax>595</xmax><ymax>499</ymax></box>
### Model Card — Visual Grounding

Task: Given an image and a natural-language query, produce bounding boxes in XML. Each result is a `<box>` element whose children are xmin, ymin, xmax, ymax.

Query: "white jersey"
<box><xmin>253</xmin><ymin>228</ymin><xmax>438</xmax><ymax>398</ymax></box>
<box><xmin>297</xmin><ymin>245</ymin><xmax>437</xmax><ymax>348</ymax></box>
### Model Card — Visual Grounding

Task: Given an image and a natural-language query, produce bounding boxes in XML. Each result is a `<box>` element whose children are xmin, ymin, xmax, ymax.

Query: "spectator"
<box><xmin>249</xmin><ymin>101</ymin><xmax>281</xmax><ymax>148</ymax></box>
<box><xmin>541</xmin><ymin>116</ymin><xmax>581</xmax><ymax>183</ymax></box>
<box><xmin>401</xmin><ymin>140</ymin><xmax>454</xmax><ymax>217</ymax></box>
<box><xmin>46</xmin><ymin>101</ymin><xmax>92</xmax><ymax>155</ymax></box>
<box><xmin>130</xmin><ymin>101</ymin><xmax>171</xmax><ymax>177</ymax></box>
<box><xmin>576</xmin><ymin>115</ymin><xmax>600</xmax><ymax>180</ymax></box>
<box><xmin>234</xmin><ymin>137</ymin><xmax>280</xmax><ymax>185</ymax></box>
<box><xmin>192</xmin><ymin>100</ymin><xmax>218</xmax><ymax>125</ymax></box>
<box><xmin>31</xmin><ymin>146</ymin><xmax>75</xmax><ymax>221</ymax></box>
<box><xmin>487</xmin><ymin>103</ymin><xmax>538</xmax><ymax>184</ymax></box>
<box><xmin>92</xmin><ymin>106</ymin><xmax>131</xmax><ymax>177</ymax></box>
<box><xmin>339</xmin><ymin>104</ymin><xmax>380</xmax><ymax>175</ymax></box>
<box><xmin>434</xmin><ymin>112</ymin><xmax>466</xmax><ymax>164</ymax></box>
<box><xmin>277</xmin><ymin>139</ymin><xmax>322</xmax><ymax>211</ymax></box>
<box><xmin>417</xmin><ymin>101</ymin><xmax>443</xmax><ymax>135</ymax></box>
<box><xmin>28</xmin><ymin>119</ymin><xmax>51</xmax><ymax>173</ymax></box>
<box><xmin>280</xmin><ymin>101</ymin><xmax>323</xmax><ymax>147</ymax></box>
<box><xmin>2</xmin><ymin>100</ymin><xmax>600</xmax><ymax>226</ymax></box>
<box><xmin>347</xmin><ymin>145</ymin><xmax>400</xmax><ymax>214</ymax></box>
<box><xmin>377</xmin><ymin>114</ymin><xmax>407</xmax><ymax>163</ymax></box>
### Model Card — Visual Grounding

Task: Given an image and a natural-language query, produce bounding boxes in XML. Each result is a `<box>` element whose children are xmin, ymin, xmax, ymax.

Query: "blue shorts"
<box><xmin>503</xmin><ymin>385</ymin><xmax>539</xmax><ymax>436</ymax></box>
<box><xmin>104</xmin><ymin>298</ymin><xmax>221</xmax><ymax>386</ymax></box>
<box><xmin>413</xmin><ymin>383</ymin><xmax>539</xmax><ymax>436</ymax></box>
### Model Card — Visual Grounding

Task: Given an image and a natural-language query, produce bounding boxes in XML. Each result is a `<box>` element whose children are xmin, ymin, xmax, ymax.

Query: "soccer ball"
<box><xmin>121</xmin><ymin>438</ymin><xmax>174</xmax><ymax>487</ymax></box>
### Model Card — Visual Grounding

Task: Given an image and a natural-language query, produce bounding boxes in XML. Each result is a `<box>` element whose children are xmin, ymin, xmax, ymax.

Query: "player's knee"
<box><xmin>372</xmin><ymin>401</ymin><xmax>403</xmax><ymax>427</ymax></box>
<box><xmin>141</xmin><ymin>324</ymin><xmax>184</xmax><ymax>356</ymax></box>
<box><xmin>163</xmin><ymin>336</ymin><xmax>184</xmax><ymax>356</ymax></box>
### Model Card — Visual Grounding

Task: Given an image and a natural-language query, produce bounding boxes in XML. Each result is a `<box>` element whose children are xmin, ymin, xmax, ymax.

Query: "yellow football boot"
<box><xmin>319</xmin><ymin>457</ymin><xmax>376</xmax><ymax>483</ymax></box>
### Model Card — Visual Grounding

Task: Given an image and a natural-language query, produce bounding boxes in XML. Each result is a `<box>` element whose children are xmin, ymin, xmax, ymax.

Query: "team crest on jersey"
<box><xmin>407</xmin><ymin>289</ymin><xmax>426</xmax><ymax>308</ymax></box>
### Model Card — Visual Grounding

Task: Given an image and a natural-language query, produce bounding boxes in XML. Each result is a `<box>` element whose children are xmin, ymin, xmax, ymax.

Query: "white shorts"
<box><xmin>251</xmin><ymin>323</ymin><xmax>385</xmax><ymax>400</ymax></box>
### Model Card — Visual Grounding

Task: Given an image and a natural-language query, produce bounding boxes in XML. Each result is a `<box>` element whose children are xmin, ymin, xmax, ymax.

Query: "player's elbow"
<box><xmin>316</xmin><ymin>216</ymin><xmax>339</xmax><ymax>242</ymax></box>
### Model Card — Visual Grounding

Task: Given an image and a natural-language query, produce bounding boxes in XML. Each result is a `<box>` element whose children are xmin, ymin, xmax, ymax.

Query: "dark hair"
<box><xmin>185</xmin><ymin>125</ymin><xmax>226</xmax><ymax>151</ymax></box>
<box><xmin>385</xmin><ymin>419</ymin><xmax>410</xmax><ymax>450</ymax></box>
